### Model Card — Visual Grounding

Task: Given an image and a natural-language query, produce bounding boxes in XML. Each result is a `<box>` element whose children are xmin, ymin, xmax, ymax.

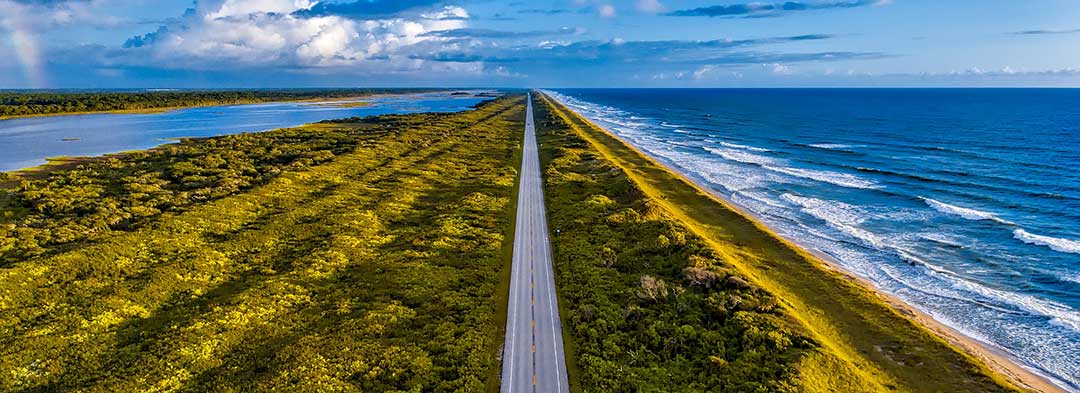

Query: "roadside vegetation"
<box><xmin>534</xmin><ymin>93</ymin><xmax>1019</xmax><ymax>392</ymax></box>
<box><xmin>0</xmin><ymin>89</ymin><xmax>415</xmax><ymax>118</ymax></box>
<box><xmin>0</xmin><ymin>96</ymin><xmax>523</xmax><ymax>391</ymax></box>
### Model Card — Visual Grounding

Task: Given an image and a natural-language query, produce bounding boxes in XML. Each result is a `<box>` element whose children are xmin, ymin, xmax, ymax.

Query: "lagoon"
<box><xmin>0</xmin><ymin>91</ymin><xmax>491</xmax><ymax>172</ymax></box>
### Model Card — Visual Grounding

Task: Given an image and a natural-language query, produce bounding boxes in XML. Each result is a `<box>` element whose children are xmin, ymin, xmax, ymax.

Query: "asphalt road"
<box><xmin>501</xmin><ymin>93</ymin><xmax>570</xmax><ymax>393</ymax></box>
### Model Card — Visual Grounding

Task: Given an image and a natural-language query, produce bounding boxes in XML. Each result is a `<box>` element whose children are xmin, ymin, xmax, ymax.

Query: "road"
<box><xmin>501</xmin><ymin>93</ymin><xmax>570</xmax><ymax>393</ymax></box>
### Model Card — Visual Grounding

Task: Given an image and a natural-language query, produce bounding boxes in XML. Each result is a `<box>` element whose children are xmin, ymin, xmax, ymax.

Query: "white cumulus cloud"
<box><xmin>117</xmin><ymin>1</ymin><xmax>483</xmax><ymax>75</ymax></box>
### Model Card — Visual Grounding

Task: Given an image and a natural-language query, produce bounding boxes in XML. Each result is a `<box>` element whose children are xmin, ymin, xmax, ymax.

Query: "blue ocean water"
<box><xmin>0</xmin><ymin>91</ymin><xmax>491</xmax><ymax>172</ymax></box>
<box><xmin>547</xmin><ymin>88</ymin><xmax>1080</xmax><ymax>390</ymax></box>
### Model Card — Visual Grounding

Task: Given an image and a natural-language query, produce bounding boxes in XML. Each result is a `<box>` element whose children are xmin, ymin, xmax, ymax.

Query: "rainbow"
<box><xmin>3</xmin><ymin>6</ymin><xmax>46</xmax><ymax>88</ymax></box>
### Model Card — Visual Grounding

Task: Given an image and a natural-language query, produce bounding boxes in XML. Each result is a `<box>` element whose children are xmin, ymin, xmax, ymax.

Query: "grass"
<box><xmin>535</xmin><ymin>92</ymin><xmax>1020</xmax><ymax>392</ymax></box>
<box><xmin>0</xmin><ymin>96</ymin><xmax>525</xmax><ymax>391</ymax></box>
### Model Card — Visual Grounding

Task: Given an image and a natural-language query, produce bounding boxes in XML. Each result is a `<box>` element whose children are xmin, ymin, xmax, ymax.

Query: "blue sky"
<box><xmin>1</xmin><ymin>0</ymin><xmax>1079</xmax><ymax>88</ymax></box>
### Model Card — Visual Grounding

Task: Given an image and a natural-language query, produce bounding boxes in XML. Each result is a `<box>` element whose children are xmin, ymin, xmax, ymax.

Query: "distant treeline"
<box><xmin>0</xmin><ymin>89</ymin><xmax>423</xmax><ymax>117</ymax></box>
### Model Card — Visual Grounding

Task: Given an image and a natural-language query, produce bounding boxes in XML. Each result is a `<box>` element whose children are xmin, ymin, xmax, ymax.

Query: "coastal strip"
<box><xmin>536</xmin><ymin>91</ymin><xmax>1056</xmax><ymax>392</ymax></box>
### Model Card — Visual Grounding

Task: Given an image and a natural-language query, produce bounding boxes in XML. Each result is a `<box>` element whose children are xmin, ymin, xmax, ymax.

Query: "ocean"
<box><xmin>546</xmin><ymin>88</ymin><xmax>1080</xmax><ymax>390</ymax></box>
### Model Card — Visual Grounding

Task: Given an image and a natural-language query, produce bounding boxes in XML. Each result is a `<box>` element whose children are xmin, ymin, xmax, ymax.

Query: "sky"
<box><xmin>1</xmin><ymin>0</ymin><xmax>1079</xmax><ymax>88</ymax></box>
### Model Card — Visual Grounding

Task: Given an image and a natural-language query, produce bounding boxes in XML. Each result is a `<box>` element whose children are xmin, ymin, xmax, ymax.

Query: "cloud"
<box><xmin>636</xmin><ymin>0</ymin><xmax>664</xmax><ymax>13</ymax></box>
<box><xmin>667</xmin><ymin>0</ymin><xmax>889</xmax><ymax>18</ymax></box>
<box><xmin>1012</xmin><ymin>28</ymin><xmax>1080</xmax><ymax>35</ymax></box>
<box><xmin>598</xmin><ymin>4</ymin><xmax>616</xmax><ymax>18</ymax></box>
<box><xmin>413</xmin><ymin>34</ymin><xmax>876</xmax><ymax>71</ymax></box>
<box><xmin>294</xmin><ymin>0</ymin><xmax>447</xmax><ymax>18</ymax></box>
<box><xmin>1</xmin><ymin>0</ymin><xmax>124</xmax><ymax>27</ymax></box>
<box><xmin>106</xmin><ymin>0</ymin><xmax>487</xmax><ymax>77</ymax></box>
<box><xmin>767</xmin><ymin>62</ymin><xmax>793</xmax><ymax>74</ymax></box>
<box><xmin>421</xmin><ymin>27</ymin><xmax>583</xmax><ymax>39</ymax></box>
<box><xmin>918</xmin><ymin>67</ymin><xmax>1080</xmax><ymax>77</ymax></box>
<box><xmin>517</xmin><ymin>8</ymin><xmax>572</xmax><ymax>15</ymax></box>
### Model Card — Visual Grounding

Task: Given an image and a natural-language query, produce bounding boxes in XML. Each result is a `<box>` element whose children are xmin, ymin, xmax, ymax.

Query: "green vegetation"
<box><xmin>0</xmin><ymin>96</ymin><xmax>523</xmax><ymax>391</ymax></box>
<box><xmin>0</xmin><ymin>89</ymin><xmax>408</xmax><ymax>118</ymax></box>
<box><xmin>534</xmin><ymin>93</ymin><xmax>1020</xmax><ymax>392</ymax></box>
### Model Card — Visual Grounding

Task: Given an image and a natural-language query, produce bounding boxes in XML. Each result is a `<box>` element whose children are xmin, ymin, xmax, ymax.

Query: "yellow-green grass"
<box><xmin>537</xmin><ymin>92</ymin><xmax>1020</xmax><ymax>392</ymax></box>
<box><xmin>0</xmin><ymin>96</ymin><xmax>525</xmax><ymax>391</ymax></box>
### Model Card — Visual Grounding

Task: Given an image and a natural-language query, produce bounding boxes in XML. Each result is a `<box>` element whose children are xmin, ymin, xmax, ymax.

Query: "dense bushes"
<box><xmin>0</xmin><ymin>96</ymin><xmax>523</xmax><ymax>391</ymax></box>
<box><xmin>534</xmin><ymin>95</ymin><xmax>815</xmax><ymax>391</ymax></box>
<box><xmin>0</xmin><ymin>89</ymin><xmax>417</xmax><ymax>117</ymax></box>
<box><xmin>2</xmin><ymin>121</ymin><xmax>376</xmax><ymax>263</ymax></box>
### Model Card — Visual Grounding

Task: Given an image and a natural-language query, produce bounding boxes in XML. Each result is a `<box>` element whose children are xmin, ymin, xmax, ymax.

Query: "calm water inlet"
<box><xmin>0</xmin><ymin>92</ymin><xmax>491</xmax><ymax>172</ymax></box>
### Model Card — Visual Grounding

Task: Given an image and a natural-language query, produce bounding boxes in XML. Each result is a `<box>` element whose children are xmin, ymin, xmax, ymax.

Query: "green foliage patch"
<box><xmin>0</xmin><ymin>96</ymin><xmax>523</xmax><ymax>392</ymax></box>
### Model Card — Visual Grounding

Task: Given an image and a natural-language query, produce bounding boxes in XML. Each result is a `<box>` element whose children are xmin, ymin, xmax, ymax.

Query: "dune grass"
<box><xmin>0</xmin><ymin>96</ymin><xmax>524</xmax><ymax>391</ymax></box>
<box><xmin>535</xmin><ymin>92</ymin><xmax>1020</xmax><ymax>392</ymax></box>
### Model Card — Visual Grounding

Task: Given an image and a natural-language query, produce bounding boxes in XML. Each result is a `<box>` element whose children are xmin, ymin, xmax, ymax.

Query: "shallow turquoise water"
<box><xmin>0</xmin><ymin>91</ymin><xmax>490</xmax><ymax>172</ymax></box>
<box><xmin>548</xmin><ymin>88</ymin><xmax>1080</xmax><ymax>391</ymax></box>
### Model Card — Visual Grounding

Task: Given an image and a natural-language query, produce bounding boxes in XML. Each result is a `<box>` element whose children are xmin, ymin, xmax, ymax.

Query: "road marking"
<box><xmin>501</xmin><ymin>92</ymin><xmax>568</xmax><ymax>393</ymax></box>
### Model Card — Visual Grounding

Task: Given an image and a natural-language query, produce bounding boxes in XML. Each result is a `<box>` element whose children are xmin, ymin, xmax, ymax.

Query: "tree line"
<box><xmin>0</xmin><ymin>89</ymin><xmax>428</xmax><ymax>117</ymax></box>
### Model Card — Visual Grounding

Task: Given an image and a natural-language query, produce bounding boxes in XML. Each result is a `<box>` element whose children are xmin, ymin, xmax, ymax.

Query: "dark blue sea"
<box><xmin>547</xmin><ymin>88</ymin><xmax>1080</xmax><ymax>390</ymax></box>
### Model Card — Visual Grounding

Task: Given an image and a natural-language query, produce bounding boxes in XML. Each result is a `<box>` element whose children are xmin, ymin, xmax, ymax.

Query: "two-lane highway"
<box><xmin>501</xmin><ymin>93</ymin><xmax>570</xmax><ymax>393</ymax></box>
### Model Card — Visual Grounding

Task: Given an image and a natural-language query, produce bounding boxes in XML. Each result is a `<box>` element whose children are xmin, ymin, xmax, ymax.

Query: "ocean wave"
<box><xmin>883</xmin><ymin>243</ymin><xmax>1080</xmax><ymax>335</ymax></box>
<box><xmin>781</xmin><ymin>193</ymin><xmax>889</xmax><ymax>250</ymax></box>
<box><xmin>703</xmin><ymin>147</ymin><xmax>781</xmax><ymax>166</ymax></box>
<box><xmin>919</xmin><ymin>233</ymin><xmax>968</xmax><ymax>249</ymax></box>
<box><xmin>952</xmin><ymin>269</ymin><xmax>1080</xmax><ymax>333</ymax></box>
<box><xmin>734</xmin><ymin>190</ymin><xmax>787</xmax><ymax>210</ymax></box>
<box><xmin>921</xmin><ymin>197</ymin><xmax>1015</xmax><ymax>225</ymax></box>
<box><xmin>719</xmin><ymin>141</ymin><xmax>771</xmax><ymax>152</ymax></box>
<box><xmin>765</xmin><ymin>165</ymin><xmax>883</xmax><ymax>189</ymax></box>
<box><xmin>1054</xmin><ymin>271</ymin><xmax>1080</xmax><ymax>285</ymax></box>
<box><xmin>809</xmin><ymin>143</ymin><xmax>854</xmax><ymax>150</ymax></box>
<box><xmin>651</xmin><ymin>148</ymin><xmax>783</xmax><ymax>192</ymax></box>
<box><xmin>1014</xmin><ymin>229</ymin><xmax>1080</xmax><ymax>255</ymax></box>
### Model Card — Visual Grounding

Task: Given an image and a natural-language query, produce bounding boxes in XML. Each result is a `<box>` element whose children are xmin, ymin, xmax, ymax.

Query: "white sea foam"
<box><xmin>922</xmin><ymin>197</ymin><xmax>1014</xmax><ymax>225</ymax></box>
<box><xmin>1014</xmin><ymin>229</ymin><xmax>1080</xmax><ymax>255</ymax></box>
<box><xmin>1055</xmin><ymin>271</ymin><xmax>1080</xmax><ymax>284</ymax></box>
<box><xmin>703</xmin><ymin>147</ymin><xmax>781</xmax><ymax>166</ymax></box>
<box><xmin>781</xmin><ymin>193</ymin><xmax>889</xmax><ymax>250</ymax></box>
<box><xmin>765</xmin><ymin>165</ymin><xmax>883</xmax><ymax>189</ymax></box>
<box><xmin>952</xmin><ymin>270</ymin><xmax>1080</xmax><ymax>333</ymax></box>
<box><xmin>652</xmin><ymin>148</ymin><xmax>780</xmax><ymax>192</ymax></box>
<box><xmin>809</xmin><ymin>143</ymin><xmax>853</xmax><ymax>149</ymax></box>
<box><xmin>735</xmin><ymin>190</ymin><xmax>787</xmax><ymax>209</ymax></box>
<box><xmin>919</xmin><ymin>232</ymin><xmax>968</xmax><ymax>249</ymax></box>
<box><xmin>719</xmin><ymin>141</ymin><xmax>771</xmax><ymax>152</ymax></box>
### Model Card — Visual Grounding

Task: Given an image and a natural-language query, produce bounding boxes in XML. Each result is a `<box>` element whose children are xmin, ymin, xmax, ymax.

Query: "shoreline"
<box><xmin>0</xmin><ymin>91</ymin><xmax>494</xmax><ymax>174</ymax></box>
<box><xmin>0</xmin><ymin>95</ymin><xmax>376</xmax><ymax>121</ymax></box>
<box><xmin>544</xmin><ymin>92</ymin><xmax>1068</xmax><ymax>393</ymax></box>
<box><xmin>0</xmin><ymin>89</ymin><xmax>496</xmax><ymax>121</ymax></box>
